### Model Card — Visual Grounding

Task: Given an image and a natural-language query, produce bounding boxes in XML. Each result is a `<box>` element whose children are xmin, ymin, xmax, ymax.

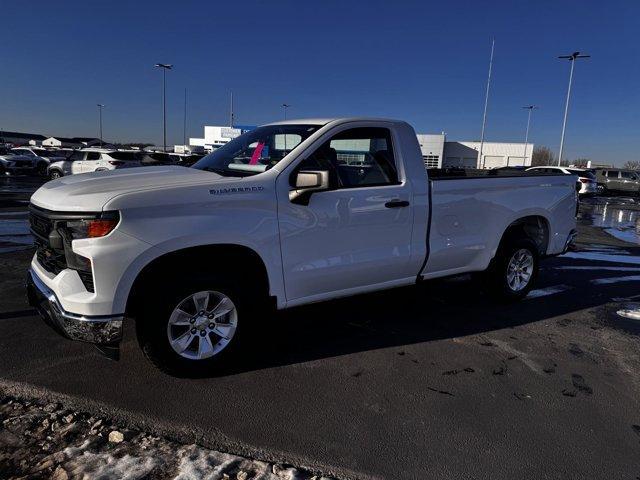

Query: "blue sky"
<box><xmin>1</xmin><ymin>0</ymin><xmax>638</xmax><ymax>164</ymax></box>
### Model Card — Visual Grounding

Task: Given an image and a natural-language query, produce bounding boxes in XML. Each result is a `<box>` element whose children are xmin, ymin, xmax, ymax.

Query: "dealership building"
<box><xmin>417</xmin><ymin>133</ymin><xmax>533</xmax><ymax>169</ymax></box>
<box><xmin>189</xmin><ymin>126</ymin><xmax>532</xmax><ymax>169</ymax></box>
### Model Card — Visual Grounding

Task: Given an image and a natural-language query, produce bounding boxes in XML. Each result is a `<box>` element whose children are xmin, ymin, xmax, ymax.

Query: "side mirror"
<box><xmin>289</xmin><ymin>170</ymin><xmax>330</xmax><ymax>204</ymax></box>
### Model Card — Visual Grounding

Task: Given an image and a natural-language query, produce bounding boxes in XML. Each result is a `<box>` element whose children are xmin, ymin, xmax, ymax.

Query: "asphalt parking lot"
<box><xmin>1</xmin><ymin>176</ymin><xmax>639</xmax><ymax>479</ymax></box>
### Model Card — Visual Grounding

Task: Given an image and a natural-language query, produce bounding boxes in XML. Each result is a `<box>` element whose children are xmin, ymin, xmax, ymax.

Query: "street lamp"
<box><xmin>557</xmin><ymin>52</ymin><xmax>589</xmax><ymax>165</ymax></box>
<box><xmin>97</xmin><ymin>104</ymin><xmax>105</xmax><ymax>147</ymax></box>
<box><xmin>155</xmin><ymin>63</ymin><xmax>173</xmax><ymax>152</ymax></box>
<box><xmin>522</xmin><ymin>105</ymin><xmax>537</xmax><ymax>164</ymax></box>
<box><xmin>478</xmin><ymin>38</ymin><xmax>495</xmax><ymax>169</ymax></box>
<box><xmin>282</xmin><ymin>103</ymin><xmax>290</xmax><ymax>120</ymax></box>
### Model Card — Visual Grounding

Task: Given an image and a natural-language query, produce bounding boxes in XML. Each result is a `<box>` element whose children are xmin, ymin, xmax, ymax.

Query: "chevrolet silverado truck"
<box><xmin>26</xmin><ymin>118</ymin><xmax>577</xmax><ymax>374</ymax></box>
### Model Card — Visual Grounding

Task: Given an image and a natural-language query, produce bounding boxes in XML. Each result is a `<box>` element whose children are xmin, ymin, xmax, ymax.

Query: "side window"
<box><xmin>301</xmin><ymin>127</ymin><xmax>398</xmax><ymax>188</ymax></box>
<box><xmin>621</xmin><ymin>171</ymin><xmax>634</xmax><ymax>179</ymax></box>
<box><xmin>69</xmin><ymin>151</ymin><xmax>84</xmax><ymax>161</ymax></box>
<box><xmin>86</xmin><ymin>152</ymin><xmax>100</xmax><ymax>161</ymax></box>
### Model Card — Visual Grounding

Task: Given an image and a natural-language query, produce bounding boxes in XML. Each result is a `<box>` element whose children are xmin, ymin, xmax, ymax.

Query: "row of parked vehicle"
<box><xmin>489</xmin><ymin>165</ymin><xmax>639</xmax><ymax>197</ymax></box>
<box><xmin>0</xmin><ymin>146</ymin><xmax>204</xmax><ymax>179</ymax></box>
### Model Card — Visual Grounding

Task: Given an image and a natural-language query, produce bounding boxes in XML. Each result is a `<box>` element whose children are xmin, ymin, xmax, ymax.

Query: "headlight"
<box><xmin>65</xmin><ymin>211</ymin><xmax>119</xmax><ymax>239</ymax></box>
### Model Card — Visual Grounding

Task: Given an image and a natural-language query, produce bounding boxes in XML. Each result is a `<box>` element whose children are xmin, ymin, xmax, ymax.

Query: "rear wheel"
<box><xmin>596</xmin><ymin>184</ymin><xmax>606</xmax><ymax>195</ymax></box>
<box><xmin>49</xmin><ymin>170</ymin><xmax>62</xmax><ymax>180</ymax></box>
<box><xmin>136</xmin><ymin>277</ymin><xmax>247</xmax><ymax>376</ymax></box>
<box><xmin>483</xmin><ymin>238</ymin><xmax>539</xmax><ymax>301</ymax></box>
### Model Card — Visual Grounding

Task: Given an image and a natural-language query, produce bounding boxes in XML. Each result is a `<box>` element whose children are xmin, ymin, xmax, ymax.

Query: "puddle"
<box><xmin>579</xmin><ymin>197</ymin><xmax>640</xmax><ymax>245</ymax></box>
<box><xmin>0</xmin><ymin>218</ymin><xmax>33</xmax><ymax>252</ymax></box>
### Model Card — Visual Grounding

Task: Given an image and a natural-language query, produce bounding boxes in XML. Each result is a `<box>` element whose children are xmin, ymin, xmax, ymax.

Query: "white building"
<box><xmin>416</xmin><ymin>133</ymin><xmax>532</xmax><ymax>169</ymax></box>
<box><xmin>189</xmin><ymin>125</ymin><xmax>255</xmax><ymax>152</ymax></box>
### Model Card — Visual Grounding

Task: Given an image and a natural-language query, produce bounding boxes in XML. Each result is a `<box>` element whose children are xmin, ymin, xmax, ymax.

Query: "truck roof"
<box><xmin>265</xmin><ymin>117</ymin><xmax>403</xmax><ymax>126</ymax></box>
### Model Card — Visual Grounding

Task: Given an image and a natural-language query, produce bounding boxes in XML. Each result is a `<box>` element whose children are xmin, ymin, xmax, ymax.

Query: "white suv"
<box><xmin>526</xmin><ymin>166</ymin><xmax>597</xmax><ymax>196</ymax></box>
<box><xmin>47</xmin><ymin>149</ymin><xmax>143</xmax><ymax>179</ymax></box>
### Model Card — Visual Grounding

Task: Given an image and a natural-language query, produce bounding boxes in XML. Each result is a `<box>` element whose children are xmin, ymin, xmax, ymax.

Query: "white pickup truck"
<box><xmin>27</xmin><ymin>118</ymin><xmax>577</xmax><ymax>374</ymax></box>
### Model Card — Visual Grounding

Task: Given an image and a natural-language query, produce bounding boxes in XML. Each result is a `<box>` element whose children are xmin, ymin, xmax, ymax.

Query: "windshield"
<box><xmin>192</xmin><ymin>124</ymin><xmax>321</xmax><ymax>176</ymax></box>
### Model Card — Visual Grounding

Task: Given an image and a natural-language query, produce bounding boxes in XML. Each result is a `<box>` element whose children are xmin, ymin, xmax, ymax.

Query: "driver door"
<box><xmin>276</xmin><ymin>125</ymin><xmax>415</xmax><ymax>303</ymax></box>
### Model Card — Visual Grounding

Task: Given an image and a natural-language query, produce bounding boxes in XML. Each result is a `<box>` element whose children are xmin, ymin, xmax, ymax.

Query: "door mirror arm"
<box><xmin>289</xmin><ymin>170</ymin><xmax>330</xmax><ymax>205</ymax></box>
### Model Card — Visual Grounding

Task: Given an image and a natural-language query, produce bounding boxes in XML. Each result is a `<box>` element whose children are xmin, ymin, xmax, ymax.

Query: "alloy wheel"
<box><xmin>506</xmin><ymin>249</ymin><xmax>534</xmax><ymax>292</ymax></box>
<box><xmin>166</xmin><ymin>290</ymin><xmax>238</xmax><ymax>360</ymax></box>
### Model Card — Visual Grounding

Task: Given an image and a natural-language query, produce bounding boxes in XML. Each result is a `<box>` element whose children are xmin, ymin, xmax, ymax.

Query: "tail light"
<box><xmin>108</xmin><ymin>160</ymin><xmax>125</xmax><ymax>166</ymax></box>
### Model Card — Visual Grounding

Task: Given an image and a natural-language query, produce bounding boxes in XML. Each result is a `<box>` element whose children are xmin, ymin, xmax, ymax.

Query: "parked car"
<box><xmin>47</xmin><ymin>149</ymin><xmax>143</xmax><ymax>179</ymax></box>
<box><xmin>0</xmin><ymin>147</ymin><xmax>38</xmax><ymax>175</ymax></box>
<box><xmin>593</xmin><ymin>168</ymin><xmax>640</xmax><ymax>195</ymax></box>
<box><xmin>11</xmin><ymin>147</ymin><xmax>67</xmax><ymax>175</ymax></box>
<box><xmin>526</xmin><ymin>166</ymin><xmax>597</xmax><ymax>196</ymax></box>
<box><xmin>26</xmin><ymin>117</ymin><xmax>577</xmax><ymax>374</ymax></box>
<box><xmin>141</xmin><ymin>152</ymin><xmax>205</xmax><ymax>167</ymax></box>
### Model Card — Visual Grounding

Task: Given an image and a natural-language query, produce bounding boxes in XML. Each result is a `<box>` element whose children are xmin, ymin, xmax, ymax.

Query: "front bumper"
<box><xmin>26</xmin><ymin>268</ymin><xmax>123</xmax><ymax>345</ymax></box>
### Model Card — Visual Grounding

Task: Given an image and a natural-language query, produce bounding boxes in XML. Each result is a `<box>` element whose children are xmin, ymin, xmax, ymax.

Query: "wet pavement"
<box><xmin>579</xmin><ymin>195</ymin><xmax>640</xmax><ymax>245</ymax></box>
<box><xmin>1</xmin><ymin>176</ymin><xmax>639</xmax><ymax>479</ymax></box>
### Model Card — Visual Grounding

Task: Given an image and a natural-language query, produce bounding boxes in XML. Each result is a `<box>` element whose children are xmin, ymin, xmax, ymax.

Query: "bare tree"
<box><xmin>531</xmin><ymin>146</ymin><xmax>555</xmax><ymax>166</ymax></box>
<box><xmin>623</xmin><ymin>160</ymin><xmax>640</xmax><ymax>170</ymax></box>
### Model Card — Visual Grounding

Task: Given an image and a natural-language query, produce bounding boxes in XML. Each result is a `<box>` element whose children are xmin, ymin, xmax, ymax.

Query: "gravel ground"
<box><xmin>0</xmin><ymin>396</ymin><xmax>333</xmax><ymax>480</ymax></box>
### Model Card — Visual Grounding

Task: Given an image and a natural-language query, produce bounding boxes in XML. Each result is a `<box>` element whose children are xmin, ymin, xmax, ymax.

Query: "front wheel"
<box><xmin>483</xmin><ymin>238</ymin><xmax>539</xmax><ymax>301</ymax></box>
<box><xmin>49</xmin><ymin>170</ymin><xmax>62</xmax><ymax>180</ymax></box>
<box><xmin>136</xmin><ymin>279</ymin><xmax>245</xmax><ymax>376</ymax></box>
<box><xmin>596</xmin><ymin>184</ymin><xmax>606</xmax><ymax>195</ymax></box>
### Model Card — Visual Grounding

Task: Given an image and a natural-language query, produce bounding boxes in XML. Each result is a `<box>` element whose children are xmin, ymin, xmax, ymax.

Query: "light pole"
<box><xmin>155</xmin><ymin>63</ymin><xmax>173</xmax><ymax>152</ymax></box>
<box><xmin>282</xmin><ymin>103</ymin><xmax>290</xmax><ymax>120</ymax></box>
<box><xmin>97</xmin><ymin>104</ymin><xmax>104</xmax><ymax>147</ymax></box>
<box><xmin>522</xmin><ymin>105</ymin><xmax>537</xmax><ymax>164</ymax></box>
<box><xmin>183</xmin><ymin>88</ymin><xmax>187</xmax><ymax>147</ymax></box>
<box><xmin>478</xmin><ymin>38</ymin><xmax>495</xmax><ymax>169</ymax></box>
<box><xmin>557</xmin><ymin>52</ymin><xmax>589</xmax><ymax>165</ymax></box>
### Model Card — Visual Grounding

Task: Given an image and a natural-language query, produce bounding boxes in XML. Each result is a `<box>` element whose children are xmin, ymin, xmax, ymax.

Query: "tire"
<box><xmin>49</xmin><ymin>170</ymin><xmax>63</xmax><ymax>180</ymax></box>
<box><xmin>483</xmin><ymin>238</ymin><xmax>539</xmax><ymax>302</ymax></box>
<box><xmin>136</xmin><ymin>276</ymin><xmax>248</xmax><ymax>376</ymax></box>
<box><xmin>596</xmin><ymin>184</ymin><xmax>606</xmax><ymax>195</ymax></box>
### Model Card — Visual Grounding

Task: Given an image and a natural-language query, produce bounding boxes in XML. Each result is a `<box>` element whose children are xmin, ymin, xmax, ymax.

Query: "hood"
<box><xmin>30</xmin><ymin>166</ymin><xmax>223</xmax><ymax>211</ymax></box>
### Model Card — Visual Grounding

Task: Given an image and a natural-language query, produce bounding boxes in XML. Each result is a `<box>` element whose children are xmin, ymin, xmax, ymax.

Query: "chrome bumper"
<box><xmin>26</xmin><ymin>269</ymin><xmax>123</xmax><ymax>345</ymax></box>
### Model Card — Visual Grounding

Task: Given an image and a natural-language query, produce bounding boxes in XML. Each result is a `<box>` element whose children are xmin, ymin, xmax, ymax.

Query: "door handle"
<box><xmin>385</xmin><ymin>200</ymin><xmax>410</xmax><ymax>208</ymax></box>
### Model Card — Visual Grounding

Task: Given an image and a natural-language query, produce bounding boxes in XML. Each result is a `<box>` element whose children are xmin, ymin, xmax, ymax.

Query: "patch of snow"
<box><xmin>563</xmin><ymin>251</ymin><xmax>640</xmax><ymax>265</ymax></box>
<box><xmin>554</xmin><ymin>266</ymin><xmax>640</xmax><ymax>272</ymax></box>
<box><xmin>63</xmin><ymin>451</ymin><xmax>158</xmax><ymax>480</ymax></box>
<box><xmin>527</xmin><ymin>285</ymin><xmax>571</xmax><ymax>298</ymax></box>
<box><xmin>617</xmin><ymin>305</ymin><xmax>640</xmax><ymax>321</ymax></box>
<box><xmin>591</xmin><ymin>275</ymin><xmax>640</xmax><ymax>285</ymax></box>
<box><xmin>172</xmin><ymin>445</ymin><xmax>307</xmax><ymax>480</ymax></box>
<box><xmin>605</xmin><ymin>227</ymin><xmax>639</xmax><ymax>245</ymax></box>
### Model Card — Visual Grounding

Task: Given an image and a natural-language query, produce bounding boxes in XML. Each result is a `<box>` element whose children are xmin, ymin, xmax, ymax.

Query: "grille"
<box><xmin>29</xmin><ymin>210</ymin><xmax>53</xmax><ymax>241</ymax></box>
<box><xmin>35</xmin><ymin>241</ymin><xmax>67</xmax><ymax>275</ymax></box>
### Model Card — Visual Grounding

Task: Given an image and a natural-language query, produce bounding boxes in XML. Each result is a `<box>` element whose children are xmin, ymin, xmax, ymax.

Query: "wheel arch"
<box><xmin>125</xmin><ymin>244</ymin><xmax>274</xmax><ymax>318</ymax></box>
<box><xmin>497</xmin><ymin>214</ymin><xmax>550</xmax><ymax>257</ymax></box>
